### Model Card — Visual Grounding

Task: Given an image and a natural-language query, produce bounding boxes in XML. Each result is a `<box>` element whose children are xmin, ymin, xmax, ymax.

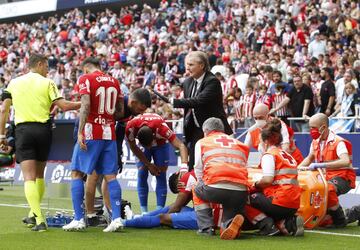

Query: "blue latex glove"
<box><xmin>308</xmin><ymin>162</ymin><xmax>327</xmax><ymax>171</ymax></box>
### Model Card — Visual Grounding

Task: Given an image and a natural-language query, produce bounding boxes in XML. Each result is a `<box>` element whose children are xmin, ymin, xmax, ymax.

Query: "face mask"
<box><xmin>310</xmin><ymin>126</ymin><xmax>324</xmax><ymax>140</ymax></box>
<box><xmin>255</xmin><ymin>119</ymin><xmax>267</xmax><ymax>128</ymax></box>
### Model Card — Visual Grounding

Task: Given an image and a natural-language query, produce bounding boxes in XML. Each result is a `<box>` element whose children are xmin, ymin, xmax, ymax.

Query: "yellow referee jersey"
<box><xmin>5</xmin><ymin>72</ymin><xmax>62</xmax><ymax>125</ymax></box>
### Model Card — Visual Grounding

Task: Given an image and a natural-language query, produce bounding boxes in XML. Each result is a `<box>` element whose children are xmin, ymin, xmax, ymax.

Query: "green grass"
<box><xmin>1</xmin><ymin>184</ymin><xmax>360</xmax><ymax>250</ymax></box>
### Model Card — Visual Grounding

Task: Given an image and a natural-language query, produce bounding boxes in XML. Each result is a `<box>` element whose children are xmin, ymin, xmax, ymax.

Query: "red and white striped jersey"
<box><xmin>259</xmin><ymin>79</ymin><xmax>274</xmax><ymax>89</ymax></box>
<box><xmin>256</xmin><ymin>94</ymin><xmax>271</xmax><ymax>109</ymax></box>
<box><xmin>282</xmin><ymin>32</ymin><xmax>296</xmax><ymax>46</ymax></box>
<box><xmin>234</xmin><ymin>99</ymin><xmax>242</xmax><ymax>120</ymax></box>
<box><xmin>77</xmin><ymin>71</ymin><xmax>121</xmax><ymax>140</ymax></box>
<box><xmin>222</xmin><ymin>77</ymin><xmax>237</xmax><ymax>97</ymax></box>
<box><xmin>154</xmin><ymin>82</ymin><xmax>171</xmax><ymax>96</ymax></box>
<box><xmin>271</xmin><ymin>93</ymin><xmax>289</xmax><ymax>117</ymax></box>
<box><xmin>240</xmin><ymin>93</ymin><xmax>256</xmax><ymax>118</ymax></box>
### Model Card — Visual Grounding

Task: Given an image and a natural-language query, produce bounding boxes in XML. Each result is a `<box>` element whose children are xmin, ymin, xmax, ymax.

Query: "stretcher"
<box><xmin>247</xmin><ymin>168</ymin><xmax>328</xmax><ymax>229</ymax></box>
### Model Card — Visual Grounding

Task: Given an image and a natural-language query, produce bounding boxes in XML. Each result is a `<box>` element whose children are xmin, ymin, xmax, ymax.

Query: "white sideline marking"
<box><xmin>305</xmin><ymin>230</ymin><xmax>360</xmax><ymax>238</ymax></box>
<box><xmin>0</xmin><ymin>203</ymin><xmax>72</xmax><ymax>212</ymax></box>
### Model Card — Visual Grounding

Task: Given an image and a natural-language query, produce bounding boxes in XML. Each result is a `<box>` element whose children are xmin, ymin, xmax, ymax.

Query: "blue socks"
<box><xmin>138</xmin><ymin>168</ymin><xmax>167</xmax><ymax>213</ymax></box>
<box><xmin>125</xmin><ymin>215</ymin><xmax>161</xmax><ymax>228</ymax></box>
<box><xmin>146</xmin><ymin>206</ymin><xmax>170</xmax><ymax>216</ymax></box>
<box><xmin>156</xmin><ymin>172</ymin><xmax>167</xmax><ymax>208</ymax></box>
<box><xmin>138</xmin><ymin>168</ymin><xmax>149</xmax><ymax>213</ymax></box>
<box><xmin>71</xmin><ymin>178</ymin><xmax>84</xmax><ymax>221</ymax></box>
<box><xmin>107</xmin><ymin>179</ymin><xmax>122</xmax><ymax>220</ymax></box>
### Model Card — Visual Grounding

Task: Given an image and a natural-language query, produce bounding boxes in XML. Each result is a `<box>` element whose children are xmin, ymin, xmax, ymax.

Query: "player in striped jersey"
<box><xmin>240</xmin><ymin>83</ymin><xmax>256</xmax><ymax>128</ymax></box>
<box><xmin>271</xmin><ymin>84</ymin><xmax>290</xmax><ymax>126</ymax></box>
<box><xmin>256</xmin><ymin>85</ymin><xmax>271</xmax><ymax>109</ymax></box>
<box><xmin>259</xmin><ymin>65</ymin><xmax>274</xmax><ymax>90</ymax></box>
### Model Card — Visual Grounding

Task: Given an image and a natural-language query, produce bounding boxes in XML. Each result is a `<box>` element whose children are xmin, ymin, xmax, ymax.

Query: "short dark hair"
<box><xmin>130</xmin><ymin>88</ymin><xmax>152</xmax><ymax>108</ymax></box>
<box><xmin>137</xmin><ymin>126</ymin><xmax>154</xmax><ymax>147</ymax></box>
<box><xmin>168</xmin><ymin>172</ymin><xmax>180</xmax><ymax>194</ymax></box>
<box><xmin>82</xmin><ymin>57</ymin><xmax>101</xmax><ymax>68</ymax></box>
<box><xmin>28</xmin><ymin>53</ymin><xmax>47</xmax><ymax>69</ymax></box>
<box><xmin>264</xmin><ymin>65</ymin><xmax>273</xmax><ymax>73</ymax></box>
<box><xmin>273</xmin><ymin>70</ymin><xmax>282</xmax><ymax>77</ymax></box>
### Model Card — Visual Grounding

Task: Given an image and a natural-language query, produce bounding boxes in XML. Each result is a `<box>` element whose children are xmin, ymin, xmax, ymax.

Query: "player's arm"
<box><xmin>114</xmin><ymin>97</ymin><xmax>124</xmax><ymax>121</ymax></box>
<box><xmin>170</xmin><ymin>136</ymin><xmax>188</xmax><ymax>173</ymax></box>
<box><xmin>0</xmin><ymin>96</ymin><xmax>12</xmax><ymax>146</ymax></box>
<box><xmin>53</xmin><ymin>98</ymin><xmax>81</xmax><ymax>111</ymax></box>
<box><xmin>298</xmin><ymin>147</ymin><xmax>315</xmax><ymax>168</ymax></box>
<box><xmin>127</xmin><ymin>139</ymin><xmax>160</xmax><ymax>176</ymax></box>
<box><xmin>280</xmin><ymin>123</ymin><xmax>290</xmax><ymax>153</ymax></box>
<box><xmin>77</xmin><ymin>94</ymin><xmax>90</xmax><ymax>151</ymax></box>
<box><xmin>269</xmin><ymin>96</ymin><xmax>290</xmax><ymax>114</ymax></box>
<box><xmin>254</xmin><ymin>154</ymin><xmax>275</xmax><ymax>189</ymax></box>
<box><xmin>49</xmin><ymin>79</ymin><xmax>81</xmax><ymax>111</ymax></box>
<box><xmin>322</xmin><ymin>153</ymin><xmax>350</xmax><ymax>169</ymax></box>
<box><xmin>167</xmin><ymin>192</ymin><xmax>192</xmax><ymax>214</ymax></box>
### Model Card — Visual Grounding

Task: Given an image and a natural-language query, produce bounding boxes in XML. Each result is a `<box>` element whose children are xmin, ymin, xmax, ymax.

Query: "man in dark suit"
<box><xmin>155</xmin><ymin>51</ymin><xmax>232</xmax><ymax>170</ymax></box>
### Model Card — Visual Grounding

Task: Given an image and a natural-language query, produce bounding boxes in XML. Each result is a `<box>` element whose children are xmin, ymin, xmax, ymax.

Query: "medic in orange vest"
<box><xmin>193</xmin><ymin>117</ymin><xmax>249</xmax><ymax>240</ymax></box>
<box><xmin>299</xmin><ymin>113</ymin><xmax>356</xmax><ymax>227</ymax></box>
<box><xmin>245</xmin><ymin>103</ymin><xmax>304</xmax><ymax>164</ymax></box>
<box><xmin>246</xmin><ymin>118</ymin><xmax>304</xmax><ymax>236</ymax></box>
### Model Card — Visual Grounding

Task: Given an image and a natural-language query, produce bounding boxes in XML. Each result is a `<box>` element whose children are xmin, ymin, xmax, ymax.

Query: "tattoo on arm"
<box><xmin>114</xmin><ymin>98</ymin><xmax>124</xmax><ymax>120</ymax></box>
<box><xmin>78</xmin><ymin>95</ymin><xmax>90</xmax><ymax>135</ymax></box>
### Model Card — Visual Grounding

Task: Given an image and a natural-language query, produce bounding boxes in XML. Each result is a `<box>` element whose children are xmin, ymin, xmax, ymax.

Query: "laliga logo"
<box><xmin>51</xmin><ymin>165</ymin><xmax>65</xmax><ymax>184</ymax></box>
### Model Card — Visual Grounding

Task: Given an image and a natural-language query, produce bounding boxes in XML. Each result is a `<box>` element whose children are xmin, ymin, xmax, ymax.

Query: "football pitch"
<box><xmin>1</xmin><ymin>185</ymin><xmax>360</xmax><ymax>250</ymax></box>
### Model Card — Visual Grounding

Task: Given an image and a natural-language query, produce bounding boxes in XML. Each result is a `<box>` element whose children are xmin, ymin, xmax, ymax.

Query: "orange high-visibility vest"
<box><xmin>249</xmin><ymin>121</ymin><xmax>303</xmax><ymax>164</ymax></box>
<box><xmin>312</xmin><ymin>134</ymin><xmax>356</xmax><ymax>188</ymax></box>
<box><xmin>261</xmin><ymin>147</ymin><xmax>301</xmax><ymax>209</ymax></box>
<box><xmin>250</xmin><ymin>127</ymin><xmax>261</xmax><ymax>150</ymax></box>
<box><xmin>200</xmin><ymin>131</ymin><xmax>249</xmax><ymax>187</ymax></box>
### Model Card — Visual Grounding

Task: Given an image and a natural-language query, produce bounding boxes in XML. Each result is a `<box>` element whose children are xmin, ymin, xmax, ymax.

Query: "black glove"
<box><xmin>152</xmin><ymin>89</ymin><xmax>170</xmax><ymax>103</ymax></box>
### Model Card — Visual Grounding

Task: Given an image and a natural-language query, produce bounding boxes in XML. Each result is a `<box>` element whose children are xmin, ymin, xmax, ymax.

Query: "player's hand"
<box><xmin>0</xmin><ymin>138</ymin><xmax>7</xmax><ymax>151</ymax></box>
<box><xmin>147</xmin><ymin>163</ymin><xmax>160</xmax><ymax>176</ymax></box>
<box><xmin>269</xmin><ymin>108</ymin><xmax>276</xmax><ymax>115</ymax></box>
<box><xmin>177</xmin><ymin>171</ymin><xmax>186</xmax><ymax>189</ymax></box>
<box><xmin>308</xmin><ymin>163</ymin><xmax>326</xmax><ymax>171</ymax></box>
<box><xmin>302</xmin><ymin>115</ymin><xmax>310</xmax><ymax>120</ymax></box>
<box><xmin>77</xmin><ymin>134</ymin><xmax>87</xmax><ymax>151</ymax></box>
<box><xmin>152</xmin><ymin>89</ymin><xmax>170</xmax><ymax>103</ymax></box>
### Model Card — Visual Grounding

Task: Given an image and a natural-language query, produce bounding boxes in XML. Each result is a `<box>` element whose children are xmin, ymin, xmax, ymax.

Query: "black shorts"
<box><xmin>15</xmin><ymin>122</ymin><xmax>52</xmax><ymax>163</ymax></box>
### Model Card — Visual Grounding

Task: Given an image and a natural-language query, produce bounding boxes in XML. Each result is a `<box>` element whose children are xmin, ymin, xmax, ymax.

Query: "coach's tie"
<box><xmin>190</xmin><ymin>79</ymin><xmax>198</xmax><ymax>98</ymax></box>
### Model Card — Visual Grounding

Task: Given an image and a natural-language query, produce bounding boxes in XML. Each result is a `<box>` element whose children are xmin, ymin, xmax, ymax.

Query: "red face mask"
<box><xmin>310</xmin><ymin>128</ymin><xmax>321</xmax><ymax>140</ymax></box>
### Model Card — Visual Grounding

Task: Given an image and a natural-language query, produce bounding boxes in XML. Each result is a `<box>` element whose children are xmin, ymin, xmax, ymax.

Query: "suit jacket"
<box><xmin>173</xmin><ymin>71</ymin><xmax>232</xmax><ymax>141</ymax></box>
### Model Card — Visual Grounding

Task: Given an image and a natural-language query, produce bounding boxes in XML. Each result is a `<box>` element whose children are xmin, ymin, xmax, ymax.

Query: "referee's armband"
<box><xmin>1</xmin><ymin>91</ymin><xmax>12</xmax><ymax>101</ymax></box>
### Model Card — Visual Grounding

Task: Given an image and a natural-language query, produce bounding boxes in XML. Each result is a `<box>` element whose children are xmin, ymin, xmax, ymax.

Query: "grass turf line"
<box><xmin>0</xmin><ymin>185</ymin><xmax>360</xmax><ymax>250</ymax></box>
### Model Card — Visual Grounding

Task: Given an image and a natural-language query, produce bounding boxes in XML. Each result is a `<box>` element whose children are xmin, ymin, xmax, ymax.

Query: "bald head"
<box><xmin>309</xmin><ymin>113</ymin><xmax>329</xmax><ymax>128</ymax></box>
<box><xmin>253</xmin><ymin>104</ymin><xmax>270</xmax><ymax>119</ymax></box>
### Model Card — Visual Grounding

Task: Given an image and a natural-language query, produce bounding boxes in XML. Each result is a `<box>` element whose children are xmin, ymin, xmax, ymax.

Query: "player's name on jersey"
<box><xmin>96</xmin><ymin>76</ymin><xmax>115</xmax><ymax>83</ymax></box>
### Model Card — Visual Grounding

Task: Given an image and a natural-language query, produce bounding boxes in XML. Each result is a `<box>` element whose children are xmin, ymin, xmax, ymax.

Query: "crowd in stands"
<box><xmin>0</xmin><ymin>0</ymin><xmax>359</xmax><ymax>131</ymax></box>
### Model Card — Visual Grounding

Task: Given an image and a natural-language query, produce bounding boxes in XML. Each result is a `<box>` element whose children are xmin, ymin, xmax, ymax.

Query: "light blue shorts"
<box><xmin>71</xmin><ymin>140</ymin><xmax>118</xmax><ymax>175</ymax></box>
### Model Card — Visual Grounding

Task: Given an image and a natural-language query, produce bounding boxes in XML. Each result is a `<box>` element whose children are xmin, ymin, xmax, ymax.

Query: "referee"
<box><xmin>0</xmin><ymin>53</ymin><xmax>81</xmax><ymax>232</ymax></box>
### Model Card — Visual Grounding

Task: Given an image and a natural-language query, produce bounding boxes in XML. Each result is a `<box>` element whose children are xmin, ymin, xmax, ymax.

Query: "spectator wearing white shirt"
<box><xmin>335</xmin><ymin>70</ymin><xmax>358</xmax><ymax>103</ymax></box>
<box><xmin>308</xmin><ymin>33</ymin><xmax>326</xmax><ymax>59</ymax></box>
